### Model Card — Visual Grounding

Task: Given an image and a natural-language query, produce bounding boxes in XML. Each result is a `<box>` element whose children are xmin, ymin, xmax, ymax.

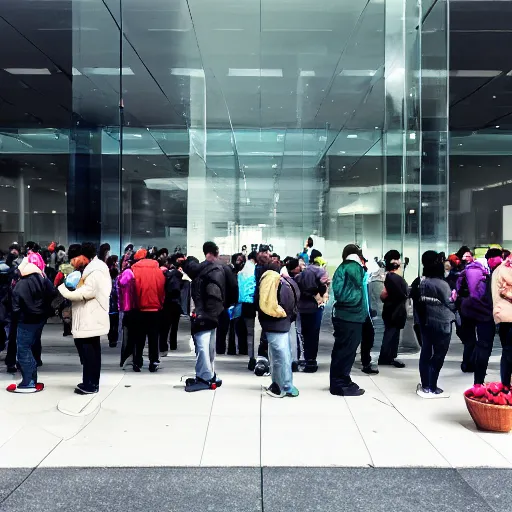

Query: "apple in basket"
<box><xmin>464</xmin><ymin>382</ymin><xmax>512</xmax><ymax>406</ymax></box>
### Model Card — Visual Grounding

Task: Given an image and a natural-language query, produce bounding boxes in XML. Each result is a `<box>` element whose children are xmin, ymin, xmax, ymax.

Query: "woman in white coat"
<box><xmin>59</xmin><ymin>243</ymin><xmax>111</xmax><ymax>394</ymax></box>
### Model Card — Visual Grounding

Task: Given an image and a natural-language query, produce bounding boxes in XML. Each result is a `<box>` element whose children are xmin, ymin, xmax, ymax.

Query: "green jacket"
<box><xmin>332</xmin><ymin>260</ymin><xmax>367</xmax><ymax>323</ymax></box>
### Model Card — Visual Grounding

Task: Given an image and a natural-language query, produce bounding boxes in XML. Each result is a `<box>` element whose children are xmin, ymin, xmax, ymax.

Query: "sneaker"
<box><xmin>132</xmin><ymin>364</ymin><xmax>141</xmax><ymax>373</ymax></box>
<box><xmin>6</xmin><ymin>382</ymin><xmax>44</xmax><ymax>393</ymax></box>
<box><xmin>75</xmin><ymin>383</ymin><xmax>98</xmax><ymax>395</ymax></box>
<box><xmin>212</xmin><ymin>374</ymin><xmax>222</xmax><ymax>389</ymax></box>
<box><xmin>248</xmin><ymin>357</ymin><xmax>257</xmax><ymax>372</ymax></box>
<box><xmin>185</xmin><ymin>377</ymin><xmax>212</xmax><ymax>392</ymax></box>
<box><xmin>149</xmin><ymin>363</ymin><xmax>159</xmax><ymax>373</ymax></box>
<box><xmin>160</xmin><ymin>351</ymin><xmax>169</xmax><ymax>358</ymax></box>
<box><xmin>430</xmin><ymin>387</ymin><xmax>450</xmax><ymax>398</ymax></box>
<box><xmin>416</xmin><ymin>384</ymin><xmax>433</xmax><ymax>399</ymax></box>
<box><xmin>391</xmin><ymin>360</ymin><xmax>405</xmax><ymax>368</ymax></box>
<box><xmin>265</xmin><ymin>382</ymin><xmax>285</xmax><ymax>398</ymax></box>
<box><xmin>362</xmin><ymin>365</ymin><xmax>379</xmax><ymax>375</ymax></box>
<box><xmin>330</xmin><ymin>382</ymin><xmax>365</xmax><ymax>397</ymax></box>
<box><xmin>285</xmin><ymin>386</ymin><xmax>299</xmax><ymax>398</ymax></box>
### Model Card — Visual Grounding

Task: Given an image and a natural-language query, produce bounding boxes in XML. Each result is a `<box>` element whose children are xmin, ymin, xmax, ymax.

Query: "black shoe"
<box><xmin>109</xmin><ymin>342</ymin><xmax>118</xmax><ymax>348</ymax></box>
<box><xmin>391</xmin><ymin>360</ymin><xmax>405</xmax><ymax>368</ymax></box>
<box><xmin>461</xmin><ymin>362</ymin><xmax>475</xmax><ymax>373</ymax></box>
<box><xmin>74</xmin><ymin>383</ymin><xmax>98</xmax><ymax>395</ymax></box>
<box><xmin>248</xmin><ymin>357</ymin><xmax>257</xmax><ymax>372</ymax></box>
<box><xmin>149</xmin><ymin>363</ymin><xmax>159</xmax><ymax>373</ymax></box>
<box><xmin>63</xmin><ymin>331</ymin><xmax>72</xmax><ymax>337</ymax></box>
<box><xmin>6</xmin><ymin>365</ymin><xmax>17</xmax><ymax>374</ymax></box>
<box><xmin>303</xmin><ymin>360</ymin><xmax>318</xmax><ymax>373</ymax></box>
<box><xmin>362</xmin><ymin>365</ymin><xmax>379</xmax><ymax>375</ymax></box>
<box><xmin>291</xmin><ymin>361</ymin><xmax>299</xmax><ymax>373</ymax></box>
<box><xmin>330</xmin><ymin>382</ymin><xmax>365</xmax><ymax>397</ymax></box>
<box><xmin>132</xmin><ymin>364</ymin><xmax>141</xmax><ymax>373</ymax></box>
<box><xmin>36</xmin><ymin>360</ymin><xmax>43</xmax><ymax>368</ymax></box>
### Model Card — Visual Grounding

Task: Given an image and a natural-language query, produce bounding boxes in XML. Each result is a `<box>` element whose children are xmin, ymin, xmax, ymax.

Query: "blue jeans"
<box><xmin>266</xmin><ymin>331</ymin><xmax>293</xmax><ymax>393</ymax></box>
<box><xmin>419</xmin><ymin>326</ymin><xmax>451</xmax><ymax>391</ymax></box>
<box><xmin>17</xmin><ymin>321</ymin><xmax>45</xmax><ymax>387</ymax></box>
<box><xmin>194</xmin><ymin>329</ymin><xmax>216</xmax><ymax>381</ymax></box>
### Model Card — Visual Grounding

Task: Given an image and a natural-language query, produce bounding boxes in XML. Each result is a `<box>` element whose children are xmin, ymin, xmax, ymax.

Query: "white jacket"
<box><xmin>58</xmin><ymin>257</ymin><xmax>112</xmax><ymax>339</ymax></box>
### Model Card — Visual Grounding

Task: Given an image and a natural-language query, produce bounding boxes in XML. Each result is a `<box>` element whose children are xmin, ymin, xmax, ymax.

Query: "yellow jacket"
<box><xmin>259</xmin><ymin>270</ymin><xmax>287</xmax><ymax>318</ymax></box>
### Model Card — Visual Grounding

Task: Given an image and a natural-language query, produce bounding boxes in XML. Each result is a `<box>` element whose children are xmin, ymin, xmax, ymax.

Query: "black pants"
<box><xmin>5</xmin><ymin>318</ymin><xmax>42</xmax><ymax>368</ymax></box>
<box><xmin>419</xmin><ymin>326</ymin><xmax>451</xmax><ymax>391</ymax></box>
<box><xmin>108</xmin><ymin>313</ymin><xmax>119</xmax><ymax>346</ymax></box>
<box><xmin>0</xmin><ymin>324</ymin><xmax>6</xmax><ymax>352</ymax></box>
<box><xmin>216</xmin><ymin>309</ymin><xmax>230</xmax><ymax>354</ymax></box>
<box><xmin>120</xmin><ymin>310</ymin><xmax>136</xmax><ymax>367</ymax></box>
<box><xmin>134</xmin><ymin>311</ymin><xmax>160</xmax><ymax>367</ymax></box>
<box><xmin>227</xmin><ymin>317</ymin><xmax>248</xmax><ymax>355</ymax></box>
<box><xmin>361</xmin><ymin>316</ymin><xmax>375</xmax><ymax>367</ymax></box>
<box><xmin>379</xmin><ymin>325</ymin><xmax>401</xmax><ymax>364</ymax></box>
<box><xmin>330</xmin><ymin>318</ymin><xmax>363</xmax><ymax>391</ymax></box>
<box><xmin>74</xmin><ymin>336</ymin><xmax>101</xmax><ymax>389</ymax></box>
<box><xmin>459</xmin><ymin>316</ymin><xmax>495</xmax><ymax>384</ymax></box>
<box><xmin>301</xmin><ymin>310</ymin><xmax>322</xmax><ymax>362</ymax></box>
<box><xmin>499</xmin><ymin>323</ymin><xmax>512</xmax><ymax>387</ymax></box>
<box><xmin>159</xmin><ymin>303</ymin><xmax>182</xmax><ymax>352</ymax></box>
<box><xmin>413</xmin><ymin>323</ymin><xmax>422</xmax><ymax>347</ymax></box>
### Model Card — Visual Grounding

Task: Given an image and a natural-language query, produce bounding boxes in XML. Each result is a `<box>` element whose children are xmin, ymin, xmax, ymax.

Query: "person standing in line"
<box><xmin>118</xmin><ymin>257</ymin><xmax>137</xmax><ymax>368</ymax></box>
<box><xmin>378</xmin><ymin>250</ymin><xmax>408</xmax><ymax>369</ymax></box>
<box><xmin>361</xmin><ymin>257</ymin><xmax>379</xmax><ymax>374</ymax></box>
<box><xmin>227</xmin><ymin>252</ymin><xmax>247</xmax><ymax>355</ymax></box>
<box><xmin>58</xmin><ymin>243</ymin><xmax>111</xmax><ymax>394</ymax></box>
<box><xmin>492</xmin><ymin>253</ymin><xmax>512</xmax><ymax>387</ymax></box>
<box><xmin>415</xmin><ymin>251</ymin><xmax>456</xmax><ymax>398</ymax></box>
<box><xmin>258</xmin><ymin>263</ymin><xmax>300</xmax><ymax>398</ymax></box>
<box><xmin>292</xmin><ymin>250</ymin><xmax>328</xmax><ymax>373</ymax></box>
<box><xmin>330</xmin><ymin>244</ymin><xmax>368</xmax><ymax>397</ymax></box>
<box><xmin>182</xmin><ymin>242</ymin><xmax>238</xmax><ymax>392</ymax></box>
<box><xmin>131</xmin><ymin>249</ymin><xmax>165</xmax><ymax>372</ymax></box>
<box><xmin>238</xmin><ymin>250</ymin><xmax>258</xmax><ymax>370</ymax></box>
<box><xmin>6</xmin><ymin>255</ymin><xmax>55</xmax><ymax>393</ymax></box>
<box><xmin>159</xmin><ymin>253</ymin><xmax>186</xmax><ymax>357</ymax></box>
<box><xmin>108</xmin><ymin>266</ymin><xmax>120</xmax><ymax>348</ymax></box>
<box><xmin>99</xmin><ymin>243</ymin><xmax>111</xmax><ymax>263</ymax></box>
<box><xmin>456</xmin><ymin>256</ymin><xmax>494</xmax><ymax>382</ymax></box>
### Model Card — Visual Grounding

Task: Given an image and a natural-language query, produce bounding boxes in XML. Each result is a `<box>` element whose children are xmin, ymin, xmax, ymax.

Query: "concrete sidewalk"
<box><xmin>0</xmin><ymin>322</ymin><xmax>512</xmax><ymax>469</ymax></box>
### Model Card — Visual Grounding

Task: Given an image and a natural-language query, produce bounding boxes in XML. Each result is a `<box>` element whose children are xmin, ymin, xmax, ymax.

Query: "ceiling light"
<box><xmin>300</xmin><ymin>70</ymin><xmax>315</xmax><ymax>77</ymax></box>
<box><xmin>493</xmin><ymin>95</ymin><xmax>497</xmax><ymax>99</ymax></box>
<box><xmin>258</xmin><ymin>224</ymin><xmax>268</xmax><ymax>228</ymax></box>
<box><xmin>82</xmin><ymin>67</ymin><xmax>134</xmax><ymax>75</ymax></box>
<box><xmin>409</xmin><ymin>209</ymin><xmax>415</xmax><ymax>214</ymax></box>
<box><xmin>228</xmin><ymin>68</ymin><xmax>283</xmax><ymax>77</ymax></box>
<box><xmin>4</xmin><ymin>68</ymin><xmax>51</xmax><ymax>75</ymax></box>
<box><xmin>33</xmin><ymin>211</ymin><xmax>38</xmax><ymax>214</ymax></box>
<box><xmin>52</xmin><ymin>210</ymin><xmax>56</xmax><ymax>214</ymax></box>
<box><xmin>50</xmin><ymin>162</ymin><xmax>56</xmax><ymax>166</ymax></box>
<box><xmin>2</xmin><ymin>210</ymin><xmax>7</xmax><ymax>213</ymax></box>
<box><xmin>170</xmin><ymin>68</ymin><xmax>205</xmax><ymax>77</ymax></box>
<box><xmin>409</xmin><ymin>133</ymin><xmax>416</xmax><ymax>140</ymax></box>
<box><xmin>347</xmin><ymin>134</ymin><xmax>358</xmax><ymax>139</ymax></box>
<box><xmin>339</xmin><ymin>151</ymin><xmax>346</xmax><ymax>154</ymax></box>
<box><xmin>27</xmin><ymin>185</ymin><xmax>30</xmax><ymax>189</ymax></box>
<box><xmin>496</xmin><ymin>125</ymin><xmax>500</xmax><ymax>128</ymax></box>
<box><xmin>339</xmin><ymin>69</ymin><xmax>376</xmax><ymax>77</ymax></box>
<box><xmin>452</xmin><ymin>70</ymin><xmax>501</xmax><ymax>77</ymax></box>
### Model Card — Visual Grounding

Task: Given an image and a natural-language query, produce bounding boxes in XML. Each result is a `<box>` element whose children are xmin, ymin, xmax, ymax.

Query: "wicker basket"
<box><xmin>465</xmin><ymin>395</ymin><xmax>512</xmax><ymax>433</ymax></box>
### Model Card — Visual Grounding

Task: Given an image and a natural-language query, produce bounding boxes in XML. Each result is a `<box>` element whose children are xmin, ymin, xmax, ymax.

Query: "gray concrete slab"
<box><xmin>262</xmin><ymin>467</ymin><xmax>494</xmax><ymax>512</ymax></box>
<box><xmin>0</xmin><ymin>469</ymin><xmax>31</xmax><ymax>502</ymax></box>
<box><xmin>459</xmin><ymin>469</ymin><xmax>512</xmax><ymax>512</ymax></box>
<box><xmin>0</xmin><ymin>468</ymin><xmax>262</xmax><ymax>512</ymax></box>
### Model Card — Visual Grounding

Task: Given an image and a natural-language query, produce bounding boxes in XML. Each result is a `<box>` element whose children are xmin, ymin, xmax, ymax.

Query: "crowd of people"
<box><xmin>0</xmin><ymin>237</ymin><xmax>511</xmax><ymax>399</ymax></box>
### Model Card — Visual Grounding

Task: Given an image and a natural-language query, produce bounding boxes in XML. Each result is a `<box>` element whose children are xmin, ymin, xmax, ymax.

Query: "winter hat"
<box><xmin>342</xmin><ymin>244</ymin><xmax>363</xmax><ymax>261</ymax></box>
<box><xmin>65</xmin><ymin>271</ymin><xmax>82</xmax><ymax>291</ymax></box>
<box><xmin>134</xmin><ymin>249</ymin><xmax>148</xmax><ymax>261</ymax></box>
<box><xmin>485</xmin><ymin>248</ymin><xmax>503</xmax><ymax>260</ymax></box>
<box><xmin>48</xmin><ymin>242</ymin><xmax>57</xmax><ymax>253</ymax></box>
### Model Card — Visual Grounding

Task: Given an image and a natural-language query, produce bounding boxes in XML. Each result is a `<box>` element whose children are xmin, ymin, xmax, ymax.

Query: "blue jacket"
<box><xmin>238</xmin><ymin>263</ymin><xmax>256</xmax><ymax>304</ymax></box>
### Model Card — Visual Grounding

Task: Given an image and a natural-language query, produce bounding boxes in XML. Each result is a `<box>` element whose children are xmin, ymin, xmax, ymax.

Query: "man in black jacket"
<box><xmin>7</xmin><ymin>257</ymin><xmax>55</xmax><ymax>393</ymax></box>
<box><xmin>183</xmin><ymin>242</ymin><xmax>238</xmax><ymax>392</ymax></box>
<box><xmin>378</xmin><ymin>250</ymin><xmax>408</xmax><ymax>368</ymax></box>
<box><xmin>159</xmin><ymin>253</ymin><xmax>186</xmax><ymax>356</ymax></box>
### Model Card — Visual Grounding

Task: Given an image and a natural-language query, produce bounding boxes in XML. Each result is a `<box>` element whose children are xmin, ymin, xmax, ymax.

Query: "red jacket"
<box><xmin>131</xmin><ymin>259</ymin><xmax>165</xmax><ymax>312</ymax></box>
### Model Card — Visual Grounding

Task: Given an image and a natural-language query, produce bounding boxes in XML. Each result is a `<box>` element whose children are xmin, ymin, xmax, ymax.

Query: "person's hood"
<box><xmin>132</xmin><ymin>258</ymin><xmax>160</xmax><ymax>270</ymax></box>
<box><xmin>18</xmin><ymin>259</ymin><xmax>43</xmax><ymax>277</ymax></box>
<box><xmin>82</xmin><ymin>256</ymin><xmax>109</xmax><ymax>279</ymax></box>
<box><xmin>345</xmin><ymin>254</ymin><xmax>363</xmax><ymax>266</ymax></box>
<box><xmin>466</xmin><ymin>259</ymin><xmax>489</xmax><ymax>274</ymax></box>
<box><xmin>240</xmin><ymin>259</ymin><xmax>256</xmax><ymax>277</ymax></box>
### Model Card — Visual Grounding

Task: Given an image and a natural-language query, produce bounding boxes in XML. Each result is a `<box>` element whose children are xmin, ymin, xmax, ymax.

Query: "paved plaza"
<box><xmin>1</xmin><ymin>320</ymin><xmax>512</xmax><ymax>511</ymax></box>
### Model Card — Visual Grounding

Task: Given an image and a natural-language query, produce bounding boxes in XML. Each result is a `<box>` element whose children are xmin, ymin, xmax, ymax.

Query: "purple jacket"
<box><xmin>117</xmin><ymin>269</ymin><xmax>137</xmax><ymax>312</ymax></box>
<box><xmin>457</xmin><ymin>261</ymin><xmax>493</xmax><ymax>322</ymax></box>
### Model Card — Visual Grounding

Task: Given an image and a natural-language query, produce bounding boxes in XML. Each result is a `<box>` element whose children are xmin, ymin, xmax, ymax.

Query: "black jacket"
<box><xmin>183</xmin><ymin>258</ymin><xmax>238</xmax><ymax>333</ymax></box>
<box><xmin>382</xmin><ymin>272</ymin><xmax>408</xmax><ymax>329</ymax></box>
<box><xmin>294</xmin><ymin>266</ymin><xmax>327</xmax><ymax>314</ymax></box>
<box><xmin>164</xmin><ymin>268</ymin><xmax>184</xmax><ymax>308</ymax></box>
<box><xmin>12</xmin><ymin>272</ymin><xmax>55</xmax><ymax>324</ymax></box>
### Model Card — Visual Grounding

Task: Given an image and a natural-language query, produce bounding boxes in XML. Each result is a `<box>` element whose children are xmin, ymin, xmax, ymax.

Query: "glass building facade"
<box><xmin>0</xmin><ymin>0</ymin><xmax>508</xmax><ymax>276</ymax></box>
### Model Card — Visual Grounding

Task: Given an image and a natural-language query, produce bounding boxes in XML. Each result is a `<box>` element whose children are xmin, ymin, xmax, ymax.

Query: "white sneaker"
<box><xmin>416</xmin><ymin>383</ymin><xmax>434</xmax><ymax>399</ymax></box>
<box><xmin>430</xmin><ymin>387</ymin><xmax>450</xmax><ymax>399</ymax></box>
<box><xmin>160</xmin><ymin>351</ymin><xmax>169</xmax><ymax>358</ymax></box>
